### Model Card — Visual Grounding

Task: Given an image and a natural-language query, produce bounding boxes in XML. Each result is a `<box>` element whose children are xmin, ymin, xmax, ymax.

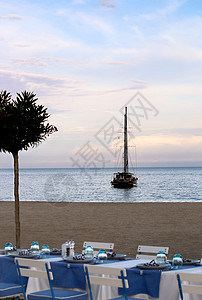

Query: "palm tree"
<box><xmin>0</xmin><ymin>90</ymin><xmax>57</xmax><ymax>248</ymax></box>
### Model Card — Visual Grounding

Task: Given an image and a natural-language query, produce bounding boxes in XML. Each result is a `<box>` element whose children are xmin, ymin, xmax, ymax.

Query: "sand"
<box><xmin>0</xmin><ymin>201</ymin><xmax>201</xmax><ymax>259</ymax></box>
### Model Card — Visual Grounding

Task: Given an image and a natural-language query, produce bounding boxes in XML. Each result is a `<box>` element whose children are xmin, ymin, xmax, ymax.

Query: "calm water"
<box><xmin>0</xmin><ymin>167</ymin><xmax>202</xmax><ymax>202</ymax></box>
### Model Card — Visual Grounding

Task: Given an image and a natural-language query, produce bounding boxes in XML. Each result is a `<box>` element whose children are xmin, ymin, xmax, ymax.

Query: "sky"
<box><xmin>0</xmin><ymin>0</ymin><xmax>202</xmax><ymax>168</ymax></box>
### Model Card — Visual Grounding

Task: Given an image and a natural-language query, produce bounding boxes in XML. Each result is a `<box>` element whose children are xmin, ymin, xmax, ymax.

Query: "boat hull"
<box><xmin>111</xmin><ymin>172</ymin><xmax>138</xmax><ymax>189</ymax></box>
<box><xmin>111</xmin><ymin>180</ymin><xmax>137</xmax><ymax>188</ymax></box>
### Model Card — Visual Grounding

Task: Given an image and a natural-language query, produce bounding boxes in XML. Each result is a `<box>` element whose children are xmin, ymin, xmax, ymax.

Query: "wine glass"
<box><xmin>84</xmin><ymin>246</ymin><xmax>94</xmax><ymax>259</ymax></box>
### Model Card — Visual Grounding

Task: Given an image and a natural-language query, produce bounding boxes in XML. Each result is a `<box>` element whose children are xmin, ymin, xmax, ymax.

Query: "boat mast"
<box><xmin>124</xmin><ymin>107</ymin><xmax>128</xmax><ymax>173</ymax></box>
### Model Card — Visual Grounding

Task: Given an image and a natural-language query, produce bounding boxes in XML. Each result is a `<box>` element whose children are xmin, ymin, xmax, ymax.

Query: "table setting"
<box><xmin>0</xmin><ymin>241</ymin><xmax>201</xmax><ymax>300</ymax></box>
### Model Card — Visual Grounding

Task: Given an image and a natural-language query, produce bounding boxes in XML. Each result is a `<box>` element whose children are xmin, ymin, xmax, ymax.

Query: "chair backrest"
<box><xmin>136</xmin><ymin>245</ymin><xmax>169</xmax><ymax>260</ymax></box>
<box><xmin>83</xmin><ymin>241</ymin><xmax>114</xmax><ymax>254</ymax></box>
<box><xmin>85</xmin><ymin>265</ymin><xmax>129</xmax><ymax>300</ymax></box>
<box><xmin>15</xmin><ymin>258</ymin><xmax>53</xmax><ymax>280</ymax></box>
<box><xmin>15</xmin><ymin>258</ymin><xmax>53</xmax><ymax>300</ymax></box>
<box><xmin>176</xmin><ymin>272</ymin><xmax>202</xmax><ymax>300</ymax></box>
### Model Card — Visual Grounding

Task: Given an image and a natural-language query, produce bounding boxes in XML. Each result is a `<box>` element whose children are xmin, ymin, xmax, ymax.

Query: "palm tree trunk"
<box><xmin>12</xmin><ymin>152</ymin><xmax>20</xmax><ymax>248</ymax></box>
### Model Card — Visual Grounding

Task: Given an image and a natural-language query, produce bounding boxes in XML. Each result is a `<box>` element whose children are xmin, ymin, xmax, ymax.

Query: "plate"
<box><xmin>136</xmin><ymin>263</ymin><xmax>171</xmax><ymax>270</ymax></box>
<box><xmin>50</xmin><ymin>250</ymin><xmax>62</xmax><ymax>255</ymax></box>
<box><xmin>168</xmin><ymin>259</ymin><xmax>200</xmax><ymax>266</ymax></box>
<box><xmin>107</xmin><ymin>254</ymin><xmax>127</xmax><ymax>260</ymax></box>
<box><xmin>63</xmin><ymin>257</ymin><xmax>94</xmax><ymax>264</ymax></box>
<box><xmin>8</xmin><ymin>252</ymin><xmax>39</xmax><ymax>259</ymax></box>
<box><xmin>183</xmin><ymin>259</ymin><xmax>200</xmax><ymax>265</ymax></box>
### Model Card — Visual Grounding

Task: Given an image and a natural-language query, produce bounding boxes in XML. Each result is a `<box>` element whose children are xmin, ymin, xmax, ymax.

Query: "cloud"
<box><xmin>11</xmin><ymin>56</ymin><xmax>145</xmax><ymax>69</ymax></box>
<box><xmin>11</xmin><ymin>58</ymin><xmax>48</xmax><ymax>67</ymax></box>
<box><xmin>131</xmin><ymin>79</ymin><xmax>149</xmax><ymax>87</ymax></box>
<box><xmin>136</xmin><ymin>134</ymin><xmax>202</xmax><ymax>148</ymax></box>
<box><xmin>68</xmin><ymin>80</ymin><xmax>148</xmax><ymax>97</ymax></box>
<box><xmin>14</xmin><ymin>44</ymin><xmax>30</xmax><ymax>48</ymax></box>
<box><xmin>105</xmin><ymin>60</ymin><xmax>141</xmax><ymax>66</ymax></box>
<box><xmin>140</xmin><ymin>0</ymin><xmax>185</xmax><ymax>21</ymax></box>
<box><xmin>0</xmin><ymin>69</ymin><xmax>84</xmax><ymax>97</ymax></box>
<box><xmin>71</xmin><ymin>0</ymin><xmax>85</xmax><ymax>4</ymax></box>
<box><xmin>76</xmin><ymin>12</ymin><xmax>115</xmax><ymax>35</ymax></box>
<box><xmin>0</xmin><ymin>69</ymin><xmax>83</xmax><ymax>85</ymax></box>
<box><xmin>57</xmin><ymin>9</ymin><xmax>115</xmax><ymax>36</ymax></box>
<box><xmin>0</xmin><ymin>67</ymin><xmax>149</xmax><ymax>99</ymax></box>
<box><xmin>0</xmin><ymin>14</ymin><xmax>22</xmax><ymax>21</ymax></box>
<box><xmin>10</xmin><ymin>56</ymin><xmax>86</xmax><ymax>68</ymax></box>
<box><xmin>98</xmin><ymin>0</ymin><xmax>116</xmax><ymax>8</ymax></box>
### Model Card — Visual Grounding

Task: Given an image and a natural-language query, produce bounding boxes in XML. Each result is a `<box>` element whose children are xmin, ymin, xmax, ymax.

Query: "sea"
<box><xmin>0</xmin><ymin>167</ymin><xmax>202</xmax><ymax>203</ymax></box>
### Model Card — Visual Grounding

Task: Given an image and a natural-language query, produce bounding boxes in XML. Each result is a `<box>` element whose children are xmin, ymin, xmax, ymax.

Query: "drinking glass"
<box><xmin>5</xmin><ymin>242</ymin><xmax>13</xmax><ymax>254</ymax></box>
<box><xmin>84</xmin><ymin>246</ymin><xmax>94</xmax><ymax>259</ymax></box>
<box><xmin>97</xmin><ymin>249</ymin><xmax>107</xmax><ymax>262</ymax></box>
<box><xmin>41</xmin><ymin>245</ymin><xmax>50</xmax><ymax>259</ymax></box>
<box><xmin>172</xmin><ymin>254</ymin><xmax>183</xmax><ymax>269</ymax></box>
<box><xmin>156</xmin><ymin>251</ymin><xmax>167</xmax><ymax>264</ymax></box>
<box><xmin>31</xmin><ymin>241</ymin><xmax>39</xmax><ymax>253</ymax></box>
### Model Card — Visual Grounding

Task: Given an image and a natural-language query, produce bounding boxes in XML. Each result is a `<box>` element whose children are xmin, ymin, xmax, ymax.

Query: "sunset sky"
<box><xmin>0</xmin><ymin>0</ymin><xmax>202</xmax><ymax>168</ymax></box>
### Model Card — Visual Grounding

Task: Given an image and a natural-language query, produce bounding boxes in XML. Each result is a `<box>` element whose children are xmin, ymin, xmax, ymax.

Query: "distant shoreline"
<box><xmin>1</xmin><ymin>166</ymin><xmax>202</xmax><ymax>169</ymax></box>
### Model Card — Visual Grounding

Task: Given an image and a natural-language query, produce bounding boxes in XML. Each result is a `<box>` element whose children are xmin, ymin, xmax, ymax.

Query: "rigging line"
<box><xmin>130</xmin><ymin>131</ymin><xmax>138</xmax><ymax>175</ymax></box>
<box><xmin>115</xmin><ymin>146</ymin><xmax>118</xmax><ymax>171</ymax></box>
<box><xmin>115</xmin><ymin>145</ymin><xmax>121</xmax><ymax>172</ymax></box>
<box><xmin>118</xmin><ymin>147</ymin><xmax>123</xmax><ymax>171</ymax></box>
<box><xmin>128</xmin><ymin>150</ymin><xmax>134</xmax><ymax>173</ymax></box>
<box><xmin>128</xmin><ymin>143</ymin><xmax>137</xmax><ymax>175</ymax></box>
<box><xmin>135</xmin><ymin>145</ymin><xmax>138</xmax><ymax>173</ymax></box>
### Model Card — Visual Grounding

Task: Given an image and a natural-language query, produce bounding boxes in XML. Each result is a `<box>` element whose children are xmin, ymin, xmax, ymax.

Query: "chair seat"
<box><xmin>0</xmin><ymin>282</ymin><xmax>23</xmax><ymax>298</ymax></box>
<box><xmin>110</xmin><ymin>297</ymin><xmax>144</xmax><ymax>300</ymax></box>
<box><xmin>28</xmin><ymin>288</ymin><xmax>88</xmax><ymax>300</ymax></box>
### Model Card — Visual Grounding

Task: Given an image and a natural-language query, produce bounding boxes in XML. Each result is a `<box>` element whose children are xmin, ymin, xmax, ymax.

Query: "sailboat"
<box><xmin>111</xmin><ymin>107</ymin><xmax>138</xmax><ymax>188</ymax></box>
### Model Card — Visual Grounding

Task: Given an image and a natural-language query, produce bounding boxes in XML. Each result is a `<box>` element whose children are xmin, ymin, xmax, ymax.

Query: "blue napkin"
<box><xmin>119</xmin><ymin>268</ymin><xmax>161</xmax><ymax>298</ymax></box>
<box><xmin>51</xmin><ymin>261</ymin><xmax>86</xmax><ymax>290</ymax></box>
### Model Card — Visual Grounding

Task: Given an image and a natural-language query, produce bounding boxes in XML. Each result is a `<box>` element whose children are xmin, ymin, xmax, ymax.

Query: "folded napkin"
<box><xmin>119</xmin><ymin>268</ymin><xmax>161</xmax><ymax>298</ymax></box>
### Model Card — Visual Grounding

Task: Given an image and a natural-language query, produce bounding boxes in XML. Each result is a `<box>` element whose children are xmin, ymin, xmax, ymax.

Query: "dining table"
<box><xmin>0</xmin><ymin>253</ymin><xmax>201</xmax><ymax>300</ymax></box>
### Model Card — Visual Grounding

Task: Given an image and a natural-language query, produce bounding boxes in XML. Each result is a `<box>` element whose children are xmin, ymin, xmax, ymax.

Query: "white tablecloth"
<box><xmin>100</xmin><ymin>259</ymin><xmax>202</xmax><ymax>300</ymax></box>
<box><xmin>26</xmin><ymin>258</ymin><xmax>202</xmax><ymax>300</ymax></box>
<box><xmin>26</xmin><ymin>257</ymin><xmax>62</xmax><ymax>295</ymax></box>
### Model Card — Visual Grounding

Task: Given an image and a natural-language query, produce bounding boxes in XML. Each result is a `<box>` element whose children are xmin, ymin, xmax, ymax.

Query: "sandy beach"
<box><xmin>0</xmin><ymin>201</ymin><xmax>201</xmax><ymax>259</ymax></box>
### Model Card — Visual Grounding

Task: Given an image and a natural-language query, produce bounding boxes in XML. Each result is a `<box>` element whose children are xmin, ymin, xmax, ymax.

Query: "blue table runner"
<box><xmin>119</xmin><ymin>268</ymin><xmax>161</xmax><ymax>298</ymax></box>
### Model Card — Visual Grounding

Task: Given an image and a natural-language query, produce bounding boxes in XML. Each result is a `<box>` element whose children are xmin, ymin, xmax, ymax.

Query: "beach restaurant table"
<box><xmin>98</xmin><ymin>259</ymin><xmax>202</xmax><ymax>300</ymax></box>
<box><xmin>25</xmin><ymin>257</ymin><xmax>202</xmax><ymax>300</ymax></box>
<box><xmin>0</xmin><ymin>255</ymin><xmax>202</xmax><ymax>300</ymax></box>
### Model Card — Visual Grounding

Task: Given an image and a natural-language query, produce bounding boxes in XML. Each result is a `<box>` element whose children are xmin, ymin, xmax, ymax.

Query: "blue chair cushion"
<box><xmin>0</xmin><ymin>282</ymin><xmax>23</xmax><ymax>297</ymax></box>
<box><xmin>27</xmin><ymin>288</ymin><xmax>88</xmax><ymax>300</ymax></box>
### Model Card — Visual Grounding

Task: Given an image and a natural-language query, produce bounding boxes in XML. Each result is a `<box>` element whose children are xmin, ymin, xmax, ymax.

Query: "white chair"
<box><xmin>176</xmin><ymin>272</ymin><xmax>202</xmax><ymax>299</ymax></box>
<box><xmin>15</xmin><ymin>258</ymin><xmax>88</xmax><ymax>300</ymax></box>
<box><xmin>83</xmin><ymin>241</ymin><xmax>114</xmax><ymax>254</ymax></box>
<box><xmin>136</xmin><ymin>245</ymin><xmax>169</xmax><ymax>260</ymax></box>
<box><xmin>85</xmin><ymin>265</ymin><xmax>144</xmax><ymax>300</ymax></box>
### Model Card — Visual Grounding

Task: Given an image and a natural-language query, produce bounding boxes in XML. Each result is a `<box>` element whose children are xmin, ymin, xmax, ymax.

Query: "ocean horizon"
<box><xmin>0</xmin><ymin>166</ymin><xmax>202</xmax><ymax>203</ymax></box>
